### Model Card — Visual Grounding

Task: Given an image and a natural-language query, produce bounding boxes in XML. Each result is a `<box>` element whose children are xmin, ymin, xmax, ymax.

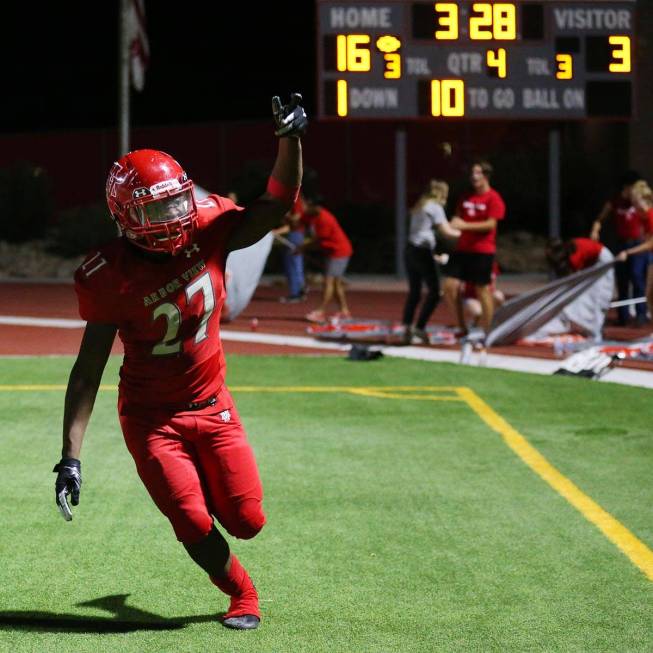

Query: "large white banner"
<box><xmin>194</xmin><ymin>185</ymin><xmax>273</xmax><ymax>322</ymax></box>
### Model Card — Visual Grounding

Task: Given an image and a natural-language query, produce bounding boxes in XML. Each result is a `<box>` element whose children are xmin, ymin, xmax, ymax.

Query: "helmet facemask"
<box><xmin>122</xmin><ymin>186</ymin><xmax>198</xmax><ymax>255</ymax></box>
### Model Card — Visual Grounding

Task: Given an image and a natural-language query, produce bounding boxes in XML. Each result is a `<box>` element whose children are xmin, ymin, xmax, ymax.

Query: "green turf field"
<box><xmin>1</xmin><ymin>355</ymin><xmax>652</xmax><ymax>652</ymax></box>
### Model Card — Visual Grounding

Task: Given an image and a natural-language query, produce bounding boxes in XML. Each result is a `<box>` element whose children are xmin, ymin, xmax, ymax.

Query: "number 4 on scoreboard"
<box><xmin>487</xmin><ymin>48</ymin><xmax>507</xmax><ymax>78</ymax></box>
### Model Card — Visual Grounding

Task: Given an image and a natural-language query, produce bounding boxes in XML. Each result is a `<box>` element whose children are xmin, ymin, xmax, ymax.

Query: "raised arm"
<box><xmin>54</xmin><ymin>322</ymin><xmax>116</xmax><ymax>520</ymax></box>
<box><xmin>590</xmin><ymin>201</ymin><xmax>612</xmax><ymax>241</ymax></box>
<box><xmin>227</xmin><ymin>94</ymin><xmax>307</xmax><ymax>252</ymax></box>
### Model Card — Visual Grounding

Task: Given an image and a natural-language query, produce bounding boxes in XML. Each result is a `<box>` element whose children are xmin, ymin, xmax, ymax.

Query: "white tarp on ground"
<box><xmin>485</xmin><ymin>257</ymin><xmax>615</xmax><ymax>347</ymax></box>
<box><xmin>194</xmin><ymin>185</ymin><xmax>273</xmax><ymax>321</ymax></box>
<box><xmin>529</xmin><ymin>248</ymin><xmax>615</xmax><ymax>341</ymax></box>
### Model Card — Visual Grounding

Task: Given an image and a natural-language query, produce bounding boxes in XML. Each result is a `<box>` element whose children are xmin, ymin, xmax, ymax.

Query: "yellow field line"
<box><xmin>0</xmin><ymin>384</ymin><xmax>460</xmax><ymax>394</ymax></box>
<box><xmin>457</xmin><ymin>386</ymin><xmax>653</xmax><ymax>582</ymax></box>
<box><xmin>347</xmin><ymin>388</ymin><xmax>461</xmax><ymax>401</ymax></box>
<box><xmin>233</xmin><ymin>385</ymin><xmax>462</xmax><ymax>393</ymax></box>
<box><xmin>2</xmin><ymin>382</ymin><xmax>651</xmax><ymax>580</ymax></box>
<box><xmin>0</xmin><ymin>385</ymin><xmax>118</xmax><ymax>391</ymax></box>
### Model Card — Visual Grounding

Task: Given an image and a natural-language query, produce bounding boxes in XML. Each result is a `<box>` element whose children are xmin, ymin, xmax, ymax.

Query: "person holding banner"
<box><xmin>590</xmin><ymin>170</ymin><xmax>648</xmax><ymax>326</ymax></box>
<box><xmin>531</xmin><ymin>237</ymin><xmax>615</xmax><ymax>340</ymax></box>
<box><xmin>616</xmin><ymin>180</ymin><xmax>653</xmax><ymax>323</ymax></box>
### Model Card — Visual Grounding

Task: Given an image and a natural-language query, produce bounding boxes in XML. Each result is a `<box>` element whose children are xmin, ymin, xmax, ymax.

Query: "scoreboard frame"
<box><xmin>316</xmin><ymin>0</ymin><xmax>637</xmax><ymax>121</ymax></box>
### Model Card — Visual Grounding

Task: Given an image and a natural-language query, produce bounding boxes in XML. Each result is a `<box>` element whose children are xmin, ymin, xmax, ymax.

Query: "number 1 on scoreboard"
<box><xmin>337</xmin><ymin>79</ymin><xmax>348</xmax><ymax>116</ymax></box>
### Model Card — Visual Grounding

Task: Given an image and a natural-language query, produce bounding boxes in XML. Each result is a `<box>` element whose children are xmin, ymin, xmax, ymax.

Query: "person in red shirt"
<box><xmin>630</xmin><ymin>180</ymin><xmax>653</xmax><ymax>235</ymax></box>
<box><xmin>536</xmin><ymin>237</ymin><xmax>615</xmax><ymax>340</ymax></box>
<box><xmin>547</xmin><ymin>237</ymin><xmax>604</xmax><ymax>274</ymax></box>
<box><xmin>52</xmin><ymin>94</ymin><xmax>308</xmax><ymax>631</ymax></box>
<box><xmin>616</xmin><ymin>180</ymin><xmax>653</xmax><ymax>324</ymax></box>
<box><xmin>442</xmin><ymin>160</ymin><xmax>506</xmax><ymax>335</ymax></box>
<box><xmin>590</xmin><ymin>170</ymin><xmax>648</xmax><ymax>325</ymax></box>
<box><xmin>299</xmin><ymin>192</ymin><xmax>354</xmax><ymax>322</ymax></box>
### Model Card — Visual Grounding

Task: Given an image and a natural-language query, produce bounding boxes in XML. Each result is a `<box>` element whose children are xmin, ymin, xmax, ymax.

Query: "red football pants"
<box><xmin>119</xmin><ymin>398</ymin><xmax>265</xmax><ymax>544</ymax></box>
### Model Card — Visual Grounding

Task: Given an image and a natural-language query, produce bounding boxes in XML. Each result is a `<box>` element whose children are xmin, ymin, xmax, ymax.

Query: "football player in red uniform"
<box><xmin>53</xmin><ymin>94</ymin><xmax>308</xmax><ymax>631</ymax></box>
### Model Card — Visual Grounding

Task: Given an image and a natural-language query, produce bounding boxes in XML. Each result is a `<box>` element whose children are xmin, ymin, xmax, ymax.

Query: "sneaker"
<box><xmin>279</xmin><ymin>294</ymin><xmax>305</xmax><ymax>303</ymax></box>
<box><xmin>411</xmin><ymin>328</ymin><xmax>430</xmax><ymax>345</ymax></box>
<box><xmin>306</xmin><ymin>309</ymin><xmax>326</xmax><ymax>323</ymax></box>
<box><xmin>332</xmin><ymin>310</ymin><xmax>351</xmax><ymax>320</ymax></box>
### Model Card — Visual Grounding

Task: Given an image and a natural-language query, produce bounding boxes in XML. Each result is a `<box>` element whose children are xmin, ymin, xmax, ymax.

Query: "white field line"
<box><xmin>220</xmin><ymin>330</ymin><xmax>349</xmax><ymax>351</ymax></box>
<box><xmin>0</xmin><ymin>315</ymin><xmax>85</xmax><ymax>328</ymax></box>
<box><xmin>1</xmin><ymin>315</ymin><xmax>651</xmax><ymax>389</ymax></box>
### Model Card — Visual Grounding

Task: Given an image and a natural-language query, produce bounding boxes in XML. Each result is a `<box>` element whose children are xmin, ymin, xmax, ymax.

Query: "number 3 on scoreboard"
<box><xmin>609</xmin><ymin>36</ymin><xmax>631</xmax><ymax>73</ymax></box>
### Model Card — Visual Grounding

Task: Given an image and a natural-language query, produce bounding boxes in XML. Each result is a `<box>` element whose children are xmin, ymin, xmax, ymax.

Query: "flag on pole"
<box><xmin>127</xmin><ymin>0</ymin><xmax>149</xmax><ymax>91</ymax></box>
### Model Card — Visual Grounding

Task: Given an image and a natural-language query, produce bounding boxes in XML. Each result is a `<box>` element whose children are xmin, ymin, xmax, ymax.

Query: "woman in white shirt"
<box><xmin>401</xmin><ymin>180</ymin><xmax>460</xmax><ymax>343</ymax></box>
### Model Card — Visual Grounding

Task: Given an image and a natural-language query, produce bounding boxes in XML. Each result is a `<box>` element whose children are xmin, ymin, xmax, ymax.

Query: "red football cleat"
<box><xmin>221</xmin><ymin>585</ymin><xmax>260</xmax><ymax>630</ymax></box>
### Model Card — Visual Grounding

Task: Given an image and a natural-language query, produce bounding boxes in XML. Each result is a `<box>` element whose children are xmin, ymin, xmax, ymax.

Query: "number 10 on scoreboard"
<box><xmin>430</xmin><ymin>80</ymin><xmax>465</xmax><ymax>116</ymax></box>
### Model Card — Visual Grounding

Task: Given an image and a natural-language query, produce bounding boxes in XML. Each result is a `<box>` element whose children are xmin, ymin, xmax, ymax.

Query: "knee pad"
<box><xmin>227</xmin><ymin>501</ymin><xmax>266</xmax><ymax>540</ymax></box>
<box><xmin>171</xmin><ymin>505</ymin><xmax>213</xmax><ymax>545</ymax></box>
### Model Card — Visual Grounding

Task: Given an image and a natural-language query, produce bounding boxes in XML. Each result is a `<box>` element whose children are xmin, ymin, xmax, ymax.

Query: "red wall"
<box><xmin>0</xmin><ymin>120</ymin><xmax>551</xmax><ymax>212</ymax></box>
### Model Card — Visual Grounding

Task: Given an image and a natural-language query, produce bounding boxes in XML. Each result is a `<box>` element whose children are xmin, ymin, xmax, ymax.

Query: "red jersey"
<box><xmin>612</xmin><ymin>196</ymin><xmax>642</xmax><ymax>241</ymax></box>
<box><xmin>569</xmin><ymin>238</ymin><xmax>603</xmax><ymax>271</ymax></box>
<box><xmin>639</xmin><ymin>207</ymin><xmax>653</xmax><ymax>235</ymax></box>
<box><xmin>455</xmin><ymin>188</ymin><xmax>506</xmax><ymax>254</ymax></box>
<box><xmin>302</xmin><ymin>206</ymin><xmax>353</xmax><ymax>258</ymax></box>
<box><xmin>74</xmin><ymin>194</ymin><xmax>243</xmax><ymax>412</ymax></box>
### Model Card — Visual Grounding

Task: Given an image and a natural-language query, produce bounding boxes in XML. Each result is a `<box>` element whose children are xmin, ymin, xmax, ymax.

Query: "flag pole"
<box><xmin>118</xmin><ymin>0</ymin><xmax>130</xmax><ymax>157</ymax></box>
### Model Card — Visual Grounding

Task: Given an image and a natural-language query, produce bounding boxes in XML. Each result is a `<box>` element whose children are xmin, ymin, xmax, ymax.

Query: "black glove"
<box><xmin>53</xmin><ymin>457</ymin><xmax>82</xmax><ymax>521</ymax></box>
<box><xmin>272</xmin><ymin>93</ymin><xmax>308</xmax><ymax>138</ymax></box>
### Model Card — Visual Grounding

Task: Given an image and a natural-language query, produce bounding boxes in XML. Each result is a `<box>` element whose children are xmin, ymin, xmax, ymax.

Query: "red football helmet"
<box><xmin>106</xmin><ymin>149</ymin><xmax>198</xmax><ymax>254</ymax></box>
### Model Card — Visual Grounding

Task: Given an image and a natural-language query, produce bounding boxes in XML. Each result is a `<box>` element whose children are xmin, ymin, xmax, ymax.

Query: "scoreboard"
<box><xmin>317</xmin><ymin>0</ymin><xmax>636</xmax><ymax>120</ymax></box>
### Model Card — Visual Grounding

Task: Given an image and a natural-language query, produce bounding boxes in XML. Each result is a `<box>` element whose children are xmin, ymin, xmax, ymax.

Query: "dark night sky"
<box><xmin>4</xmin><ymin>2</ymin><xmax>316</xmax><ymax>133</ymax></box>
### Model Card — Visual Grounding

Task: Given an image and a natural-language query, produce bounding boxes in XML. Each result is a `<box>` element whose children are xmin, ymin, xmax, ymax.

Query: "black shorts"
<box><xmin>443</xmin><ymin>252</ymin><xmax>494</xmax><ymax>285</ymax></box>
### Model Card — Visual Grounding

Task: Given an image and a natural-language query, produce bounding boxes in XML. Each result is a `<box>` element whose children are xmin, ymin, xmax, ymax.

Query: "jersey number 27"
<box><xmin>151</xmin><ymin>272</ymin><xmax>215</xmax><ymax>355</ymax></box>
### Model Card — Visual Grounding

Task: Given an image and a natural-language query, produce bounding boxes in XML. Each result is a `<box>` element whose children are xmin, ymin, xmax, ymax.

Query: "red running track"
<box><xmin>1</xmin><ymin>281</ymin><xmax>651</xmax><ymax>372</ymax></box>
